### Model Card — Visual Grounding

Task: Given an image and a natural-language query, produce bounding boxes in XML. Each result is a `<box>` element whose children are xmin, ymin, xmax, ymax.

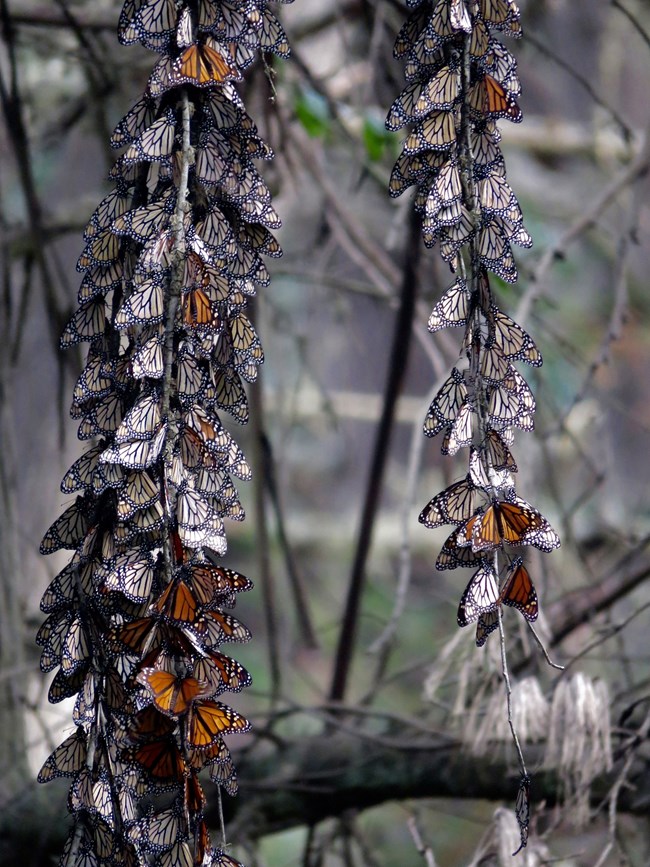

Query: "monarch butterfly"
<box><xmin>158</xmin><ymin>842</ymin><xmax>193</xmax><ymax>867</ymax></box>
<box><xmin>60</xmin><ymin>297</ymin><xmax>107</xmax><ymax>348</ymax></box>
<box><xmin>212</xmin><ymin>848</ymin><xmax>246</xmax><ymax>867</ymax></box>
<box><xmin>386</xmin><ymin>65</ymin><xmax>458</xmax><ymax>132</ymax></box>
<box><xmin>513</xmin><ymin>773</ymin><xmax>531</xmax><ymax>854</ymax></box>
<box><xmin>116</xmin><ymin>276</ymin><xmax>166</xmax><ymax>328</ymax></box>
<box><xmin>100</xmin><ymin>424</ymin><xmax>166</xmax><ymax>471</ymax></box>
<box><xmin>481</xmin><ymin>38</ymin><xmax>521</xmax><ymax>96</ymax></box>
<box><xmin>487</xmin><ymin>369</ymin><xmax>535</xmax><ymax>431</ymax></box>
<box><xmin>111</xmin><ymin>193</ymin><xmax>175</xmax><ymax>244</ymax></box>
<box><xmin>436</xmin><ymin>528</ymin><xmax>487</xmax><ymax>571</ymax></box>
<box><xmin>258</xmin><ymin>6</ymin><xmax>291</xmax><ymax>57</ymax></box>
<box><xmin>177</xmin><ymin>484</ymin><xmax>217</xmax><ymax>538</ymax></box>
<box><xmin>129</xmin><ymin>806</ymin><xmax>183</xmax><ymax>855</ymax></box>
<box><xmin>177</xmin><ymin>348</ymin><xmax>208</xmax><ymax>404</ymax></box>
<box><xmin>457</xmin><ymin>563</ymin><xmax>500</xmax><ymax>626</ymax></box>
<box><xmin>477</xmin><ymin>220</ymin><xmax>517</xmax><ymax>283</ymax></box>
<box><xmin>210</xmin><ymin>756</ymin><xmax>239</xmax><ymax>795</ymax></box>
<box><xmin>238</xmin><ymin>232</ymin><xmax>279</xmax><ymax>274</ymax></box>
<box><xmin>115</xmin><ymin>393</ymin><xmax>162</xmax><ymax>444</ymax></box>
<box><xmin>459</xmin><ymin>495</ymin><xmax>560</xmax><ymax>553</ymax></box>
<box><xmin>84</xmin><ymin>188</ymin><xmax>130</xmax><ymax>242</ymax></box>
<box><xmin>500</xmin><ymin>557</ymin><xmax>538</xmax><ymax>621</ymax></box>
<box><xmin>121</xmin><ymin>109</ymin><xmax>177</xmax><ymax>166</ymax></box>
<box><xmin>118</xmin><ymin>0</ymin><xmax>178</xmax><ymax>49</ymax></box>
<box><xmin>468</xmin><ymin>444</ymin><xmax>514</xmax><ymax>491</ymax></box>
<box><xmin>60</xmin><ymin>444</ymin><xmax>104</xmax><ymax>494</ymax></box>
<box><xmin>389</xmin><ymin>150</ymin><xmax>447</xmax><ymax>198</ymax></box>
<box><xmin>102</xmin><ymin>551</ymin><xmax>155</xmax><ymax>603</ymax></box>
<box><xmin>155</xmin><ymin>579</ymin><xmax>199</xmax><ymax>624</ymax></box>
<box><xmin>441</xmin><ymin>398</ymin><xmax>475</xmax><ymax>456</ymax></box>
<box><xmin>72</xmin><ymin>353</ymin><xmax>112</xmax><ymax>410</ymax></box>
<box><xmin>483</xmin><ymin>428</ymin><xmax>518</xmax><ymax>473</ymax></box>
<box><xmin>424</xmin><ymin>367</ymin><xmax>467</xmax><ymax>438</ymax></box>
<box><xmin>404</xmin><ymin>110</ymin><xmax>456</xmax><ymax>154</ymax></box>
<box><xmin>129</xmin><ymin>705</ymin><xmax>177</xmax><ymax>743</ymax></box>
<box><xmin>40</xmin><ymin>497</ymin><xmax>91</xmax><ymax>555</ymax></box>
<box><xmin>48</xmin><ymin>662</ymin><xmax>90</xmax><ymax>704</ymax></box>
<box><xmin>186</xmin><ymin>699</ymin><xmax>250</xmax><ymax>749</ymax></box>
<box><xmin>174</xmin><ymin>38</ymin><xmax>241</xmax><ymax>88</ymax></box>
<box><xmin>479</xmin><ymin>338</ymin><xmax>512</xmax><ymax>386</ymax></box>
<box><xmin>475</xmin><ymin>608</ymin><xmax>500</xmax><ymax>646</ymax></box>
<box><xmin>37</xmin><ymin>610</ymin><xmax>72</xmax><ymax>671</ymax></box>
<box><xmin>193</xmin><ymin>649</ymin><xmax>252</xmax><ymax>693</ymax></box>
<box><xmin>450</xmin><ymin>0</ymin><xmax>472</xmax><ymax>32</ymax></box>
<box><xmin>469</xmin><ymin>15</ymin><xmax>490</xmax><ymax>59</ymax></box>
<box><xmin>486</xmin><ymin>305</ymin><xmax>542</xmax><ymax>366</ymax></box>
<box><xmin>393</xmin><ymin>5</ymin><xmax>429</xmax><ymax>58</ymax></box>
<box><xmin>480</xmin><ymin>0</ymin><xmax>522</xmax><ymax>36</ymax></box>
<box><xmin>40</xmin><ymin>561</ymin><xmax>92</xmax><ymax>614</ymax></box>
<box><xmin>116</xmin><ymin>471</ymin><xmax>160</xmax><ymax>520</ymax></box>
<box><xmin>60</xmin><ymin>613</ymin><xmax>90</xmax><ymax>674</ymax></box>
<box><xmin>111</xmin><ymin>94</ymin><xmax>157</xmax><ymax>148</ymax></box>
<box><xmin>196</xmin><ymin>204</ymin><xmax>237</xmax><ymax>258</ymax></box>
<box><xmin>194</xmin><ymin>609</ymin><xmax>252</xmax><ymax>645</ymax></box>
<box><xmin>419</xmin><ymin>476</ymin><xmax>479</xmax><ymax>529</ymax></box>
<box><xmin>206</xmin><ymin>366</ymin><xmax>249</xmax><ymax>424</ymax></box>
<box><xmin>470</xmin><ymin>73</ymin><xmax>522</xmax><ymax>122</ymax></box>
<box><xmin>427</xmin><ymin>278</ymin><xmax>469</xmax><ymax>332</ymax></box>
<box><xmin>430</xmin><ymin>159</ymin><xmax>463</xmax><ymax>213</ymax></box>
<box><xmin>72</xmin><ymin>669</ymin><xmax>95</xmax><ymax>727</ymax></box>
<box><xmin>38</xmin><ymin>727</ymin><xmax>88</xmax><ymax>783</ymax></box>
<box><xmin>78</xmin><ymin>261</ymin><xmax>123</xmax><ymax>303</ymax></box>
<box><xmin>137</xmin><ymin>668</ymin><xmax>210</xmax><ymax>716</ymax></box>
<box><xmin>76</xmin><ymin>228</ymin><xmax>121</xmax><ymax>272</ymax></box>
<box><xmin>187</xmin><ymin>562</ymin><xmax>253</xmax><ymax>606</ymax></box>
<box><xmin>77</xmin><ymin>392</ymin><xmax>125</xmax><ymax>441</ymax></box>
<box><xmin>133</xmin><ymin>738</ymin><xmax>188</xmax><ymax>782</ymax></box>
<box><xmin>228</xmin><ymin>242</ymin><xmax>270</xmax><ymax>284</ymax></box>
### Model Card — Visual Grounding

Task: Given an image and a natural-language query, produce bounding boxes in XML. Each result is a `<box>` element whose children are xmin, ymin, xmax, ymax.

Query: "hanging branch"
<box><xmin>36</xmin><ymin>2</ymin><xmax>295</xmax><ymax>865</ymax></box>
<box><xmin>386</xmin><ymin>0</ymin><xmax>562</xmax><ymax>853</ymax></box>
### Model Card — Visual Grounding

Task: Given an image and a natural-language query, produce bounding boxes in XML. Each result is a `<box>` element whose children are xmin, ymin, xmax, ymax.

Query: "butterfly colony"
<box><xmin>37</xmin><ymin>1</ymin><xmax>293</xmax><ymax>865</ymax></box>
<box><xmin>388</xmin><ymin>0</ymin><xmax>559</xmax><ymax>852</ymax></box>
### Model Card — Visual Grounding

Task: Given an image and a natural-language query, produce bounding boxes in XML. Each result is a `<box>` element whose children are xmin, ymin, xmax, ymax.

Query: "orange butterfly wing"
<box><xmin>501</xmin><ymin>559</ymin><xmax>538</xmax><ymax>621</ymax></box>
<box><xmin>187</xmin><ymin>700</ymin><xmax>250</xmax><ymax>749</ymax></box>
<box><xmin>138</xmin><ymin>668</ymin><xmax>206</xmax><ymax>715</ymax></box>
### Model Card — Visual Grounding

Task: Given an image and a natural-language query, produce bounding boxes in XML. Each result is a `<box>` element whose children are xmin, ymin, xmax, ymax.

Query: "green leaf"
<box><xmin>294</xmin><ymin>89</ymin><xmax>330</xmax><ymax>139</ymax></box>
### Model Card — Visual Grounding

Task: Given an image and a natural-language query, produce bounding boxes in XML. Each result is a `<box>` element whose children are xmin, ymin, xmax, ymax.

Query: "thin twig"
<box><xmin>329</xmin><ymin>206</ymin><xmax>422</xmax><ymax>702</ymax></box>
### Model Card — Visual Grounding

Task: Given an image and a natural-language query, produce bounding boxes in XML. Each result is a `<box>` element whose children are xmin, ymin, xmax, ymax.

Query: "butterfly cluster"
<box><xmin>38</xmin><ymin>2</ymin><xmax>293</xmax><ymax>865</ymax></box>
<box><xmin>389</xmin><ymin>2</ymin><xmax>555</xmax><ymax>851</ymax></box>
<box><xmin>388</xmin><ymin>0</ymin><xmax>528</xmax><ymax>282</ymax></box>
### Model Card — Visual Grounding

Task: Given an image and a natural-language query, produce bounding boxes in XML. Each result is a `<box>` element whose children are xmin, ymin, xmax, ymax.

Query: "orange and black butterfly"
<box><xmin>500</xmin><ymin>557</ymin><xmax>538</xmax><ymax>621</ymax></box>
<box><xmin>186</xmin><ymin>700</ymin><xmax>251</xmax><ymax>750</ymax></box>
<box><xmin>133</xmin><ymin>737</ymin><xmax>188</xmax><ymax>781</ymax></box>
<box><xmin>436</xmin><ymin>527</ymin><xmax>487</xmax><ymax>571</ymax></box>
<box><xmin>173</xmin><ymin>38</ymin><xmax>241</xmax><ymax>88</ymax></box>
<box><xmin>470</xmin><ymin>73</ymin><xmax>522</xmax><ymax>122</ymax></box>
<box><xmin>192</xmin><ymin>648</ymin><xmax>252</xmax><ymax>693</ymax></box>
<box><xmin>154</xmin><ymin>579</ymin><xmax>199</xmax><ymax>624</ymax></box>
<box><xmin>458</xmin><ymin>494</ymin><xmax>560</xmax><ymax>554</ymax></box>
<box><xmin>137</xmin><ymin>668</ymin><xmax>210</xmax><ymax>716</ymax></box>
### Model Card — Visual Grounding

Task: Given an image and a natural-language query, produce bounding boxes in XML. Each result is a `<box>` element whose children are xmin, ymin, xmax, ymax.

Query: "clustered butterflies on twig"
<box><xmin>388</xmin><ymin>0</ymin><xmax>551</xmax><ymax>852</ymax></box>
<box><xmin>37</xmin><ymin>2</ymin><xmax>293</xmax><ymax>865</ymax></box>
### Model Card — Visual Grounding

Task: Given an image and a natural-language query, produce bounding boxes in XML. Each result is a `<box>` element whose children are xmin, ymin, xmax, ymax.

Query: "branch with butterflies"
<box><xmin>387</xmin><ymin>0</ymin><xmax>563</xmax><ymax>854</ymax></box>
<box><xmin>36</xmin><ymin>2</ymin><xmax>294</xmax><ymax>866</ymax></box>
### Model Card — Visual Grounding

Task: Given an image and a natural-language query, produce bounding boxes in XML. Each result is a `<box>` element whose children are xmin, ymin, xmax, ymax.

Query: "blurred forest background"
<box><xmin>1</xmin><ymin>0</ymin><xmax>650</xmax><ymax>865</ymax></box>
